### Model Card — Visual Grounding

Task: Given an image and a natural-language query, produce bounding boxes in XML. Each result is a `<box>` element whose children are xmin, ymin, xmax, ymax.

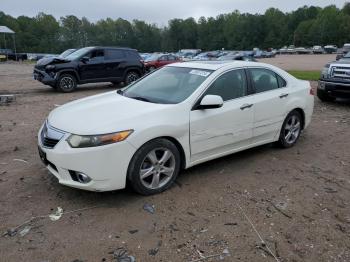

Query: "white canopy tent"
<box><xmin>0</xmin><ymin>25</ymin><xmax>16</xmax><ymax>60</ymax></box>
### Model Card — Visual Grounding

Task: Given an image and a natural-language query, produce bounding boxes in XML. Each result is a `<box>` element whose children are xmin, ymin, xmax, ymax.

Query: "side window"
<box><xmin>127</xmin><ymin>51</ymin><xmax>141</xmax><ymax>60</ymax></box>
<box><xmin>249</xmin><ymin>68</ymin><xmax>279</xmax><ymax>93</ymax></box>
<box><xmin>88</xmin><ymin>49</ymin><xmax>104</xmax><ymax>61</ymax></box>
<box><xmin>204</xmin><ymin>69</ymin><xmax>247</xmax><ymax>101</ymax></box>
<box><xmin>105</xmin><ymin>49</ymin><xmax>125</xmax><ymax>60</ymax></box>
<box><xmin>277</xmin><ymin>75</ymin><xmax>287</xmax><ymax>88</ymax></box>
<box><xmin>159</xmin><ymin>55</ymin><xmax>167</xmax><ymax>61</ymax></box>
<box><xmin>168</xmin><ymin>55</ymin><xmax>176</xmax><ymax>61</ymax></box>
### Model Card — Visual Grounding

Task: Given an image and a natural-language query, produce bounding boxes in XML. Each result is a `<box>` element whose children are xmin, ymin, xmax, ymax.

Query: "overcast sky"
<box><xmin>1</xmin><ymin>0</ymin><xmax>347</xmax><ymax>25</ymax></box>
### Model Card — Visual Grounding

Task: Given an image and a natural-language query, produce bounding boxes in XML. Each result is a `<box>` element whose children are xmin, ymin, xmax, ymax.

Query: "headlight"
<box><xmin>45</xmin><ymin>65</ymin><xmax>56</xmax><ymax>70</ymax></box>
<box><xmin>67</xmin><ymin>130</ymin><xmax>133</xmax><ymax>148</ymax></box>
<box><xmin>321</xmin><ymin>64</ymin><xmax>330</xmax><ymax>78</ymax></box>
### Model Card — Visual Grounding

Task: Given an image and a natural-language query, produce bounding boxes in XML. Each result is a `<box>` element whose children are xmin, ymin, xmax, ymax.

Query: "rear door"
<box><xmin>79</xmin><ymin>49</ymin><xmax>106</xmax><ymax>80</ymax></box>
<box><xmin>190</xmin><ymin>69</ymin><xmax>255</xmax><ymax>162</ymax></box>
<box><xmin>247</xmin><ymin>67</ymin><xmax>290</xmax><ymax>143</ymax></box>
<box><xmin>104</xmin><ymin>49</ymin><xmax>127</xmax><ymax>80</ymax></box>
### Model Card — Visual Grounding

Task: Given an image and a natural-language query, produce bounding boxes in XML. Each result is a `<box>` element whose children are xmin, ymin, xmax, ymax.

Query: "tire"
<box><xmin>317</xmin><ymin>89</ymin><xmax>335</xmax><ymax>102</ymax></box>
<box><xmin>127</xmin><ymin>138</ymin><xmax>181</xmax><ymax>195</ymax></box>
<box><xmin>277</xmin><ymin>110</ymin><xmax>303</xmax><ymax>148</ymax></box>
<box><xmin>49</xmin><ymin>84</ymin><xmax>58</xmax><ymax>90</ymax></box>
<box><xmin>57</xmin><ymin>74</ymin><xmax>77</xmax><ymax>92</ymax></box>
<box><xmin>111</xmin><ymin>81</ymin><xmax>120</xmax><ymax>86</ymax></box>
<box><xmin>124</xmin><ymin>71</ymin><xmax>140</xmax><ymax>86</ymax></box>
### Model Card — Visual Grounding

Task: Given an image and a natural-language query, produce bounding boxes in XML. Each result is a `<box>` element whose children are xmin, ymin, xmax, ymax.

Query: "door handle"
<box><xmin>240</xmin><ymin>104</ymin><xmax>253</xmax><ymax>110</ymax></box>
<box><xmin>279</xmin><ymin>93</ymin><xmax>289</xmax><ymax>98</ymax></box>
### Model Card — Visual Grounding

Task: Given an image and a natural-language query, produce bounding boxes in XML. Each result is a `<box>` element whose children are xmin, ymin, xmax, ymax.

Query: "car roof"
<box><xmin>168</xmin><ymin>60</ymin><xmax>271</xmax><ymax>70</ymax></box>
<box><xmin>87</xmin><ymin>46</ymin><xmax>137</xmax><ymax>51</ymax></box>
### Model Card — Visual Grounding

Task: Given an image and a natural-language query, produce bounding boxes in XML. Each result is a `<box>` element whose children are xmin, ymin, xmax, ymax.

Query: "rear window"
<box><xmin>126</xmin><ymin>50</ymin><xmax>141</xmax><ymax>60</ymax></box>
<box><xmin>105</xmin><ymin>49</ymin><xmax>125</xmax><ymax>60</ymax></box>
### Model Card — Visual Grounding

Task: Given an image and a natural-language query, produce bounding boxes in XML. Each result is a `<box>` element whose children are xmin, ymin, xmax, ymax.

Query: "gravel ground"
<box><xmin>0</xmin><ymin>58</ymin><xmax>349</xmax><ymax>262</ymax></box>
<box><xmin>258</xmin><ymin>54</ymin><xmax>336</xmax><ymax>71</ymax></box>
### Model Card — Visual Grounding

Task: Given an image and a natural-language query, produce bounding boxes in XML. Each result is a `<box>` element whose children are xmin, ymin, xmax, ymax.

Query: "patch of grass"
<box><xmin>287</xmin><ymin>70</ymin><xmax>321</xmax><ymax>81</ymax></box>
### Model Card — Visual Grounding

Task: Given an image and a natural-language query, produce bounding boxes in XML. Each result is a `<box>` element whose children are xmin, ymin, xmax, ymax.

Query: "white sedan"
<box><xmin>38</xmin><ymin>61</ymin><xmax>314</xmax><ymax>195</ymax></box>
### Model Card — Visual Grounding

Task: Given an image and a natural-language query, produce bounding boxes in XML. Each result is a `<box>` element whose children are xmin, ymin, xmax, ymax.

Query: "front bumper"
<box><xmin>33</xmin><ymin>69</ymin><xmax>57</xmax><ymax>86</ymax></box>
<box><xmin>318</xmin><ymin>79</ymin><xmax>350</xmax><ymax>98</ymax></box>
<box><xmin>37</xmin><ymin>125</ymin><xmax>137</xmax><ymax>192</ymax></box>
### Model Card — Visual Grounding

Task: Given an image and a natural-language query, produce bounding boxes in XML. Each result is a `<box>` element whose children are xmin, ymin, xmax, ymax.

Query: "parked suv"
<box><xmin>33</xmin><ymin>47</ymin><xmax>144</xmax><ymax>92</ymax></box>
<box><xmin>318</xmin><ymin>52</ymin><xmax>350</xmax><ymax>101</ymax></box>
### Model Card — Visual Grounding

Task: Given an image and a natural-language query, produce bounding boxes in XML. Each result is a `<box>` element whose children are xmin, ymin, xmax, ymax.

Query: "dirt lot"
<box><xmin>258</xmin><ymin>54</ymin><xmax>337</xmax><ymax>71</ymax></box>
<box><xmin>0</xmin><ymin>57</ymin><xmax>349</xmax><ymax>262</ymax></box>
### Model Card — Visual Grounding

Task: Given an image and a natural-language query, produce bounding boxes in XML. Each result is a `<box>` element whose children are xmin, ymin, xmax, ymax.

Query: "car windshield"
<box><xmin>59</xmin><ymin>49</ymin><xmax>76</xmax><ymax>58</ymax></box>
<box><xmin>145</xmin><ymin>54</ymin><xmax>162</xmax><ymax>62</ymax></box>
<box><xmin>122</xmin><ymin>66</ymin><xmax>213</xmax><ymax>104</ymax></box>
<box><xmin>65</xmin><ymin>47</ymin><xmax>94</xmax><ymax>60</ymax></box>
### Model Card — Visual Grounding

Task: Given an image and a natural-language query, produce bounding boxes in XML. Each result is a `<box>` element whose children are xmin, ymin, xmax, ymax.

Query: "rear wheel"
<box><xmin>317</xmin><ymin>89</ymin><xmax>335</xmax><ymax>102</ymax></box>
<box><xmin>277</xmin><ymin>110</ymin><xmax>302</xmax><ymax>148</ymax></box>
<box><xmin>128</xmin><ymin>139</ymin><xmax>181</xmax><ymax>195</ymax></box>
<box><xmin>124</xmin><ymin>71</ymin><xmax>140</xmax><ymax>86</ymax></box>
<box><xmin>57</xmin><ymin>74</ymin><xmax>77</xmax><ymax>92</ymax></box>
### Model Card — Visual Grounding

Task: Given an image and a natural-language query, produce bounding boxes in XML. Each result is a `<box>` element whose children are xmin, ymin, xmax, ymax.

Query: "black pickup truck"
<box><xmin>318</xmin><ymin>52</ymin><xmax>350</xmax><ymax>101</ymax></box>
<box><xmin>33</xmin><ymin>46</ymin><xmax>144</xmax><ymax>92</ymax></box>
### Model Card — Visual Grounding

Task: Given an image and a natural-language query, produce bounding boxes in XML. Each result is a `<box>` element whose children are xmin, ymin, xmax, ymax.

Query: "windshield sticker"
<box><xmin>189</xmin><ymin>70</ymin><xmax>210</xmax><ymax>77</ymax></box>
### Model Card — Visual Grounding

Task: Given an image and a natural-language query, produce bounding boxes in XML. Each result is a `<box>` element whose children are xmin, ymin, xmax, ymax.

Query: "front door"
<box><xmin>190</xmin><ymin>69</ymin><xmax>254</xmax><ymax>162</ymax></box>
<box><xmin>79</xmin><ymin>49</ymin><xmax>106</xmax><ymax>80</ymax></box>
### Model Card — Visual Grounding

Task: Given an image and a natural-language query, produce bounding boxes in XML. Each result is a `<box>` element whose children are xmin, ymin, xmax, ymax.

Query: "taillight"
<box><xmin>310</xmin><ymin>86</ymin><xmax>315</xmax><ymax>95</ymax></box>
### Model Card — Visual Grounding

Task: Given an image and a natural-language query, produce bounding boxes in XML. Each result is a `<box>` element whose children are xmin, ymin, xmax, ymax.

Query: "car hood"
<box><xmin>36</xmin><ymin>56</ymin><xmax>69</xmax><ymax>66</ymax></box>
<box><xmin>48</xmin><ymin>91</ymin><xmax>171</xmax><ymax>135</ymax></box>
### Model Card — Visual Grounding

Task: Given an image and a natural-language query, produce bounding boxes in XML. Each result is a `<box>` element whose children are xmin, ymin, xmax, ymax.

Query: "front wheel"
<box><xmin>57</xmin><ymin>74</ymin><xmax>77</xmax><ymax>92</ymax></box>
<box><xmin>277</xmin><ymin>110</ymin><xmax>302</xmax><ymax>148</ymax></box>
<box><xmin>128</xmin><ymin>139</ymin><xmax>181</xmax><ymax>195</ymax></box>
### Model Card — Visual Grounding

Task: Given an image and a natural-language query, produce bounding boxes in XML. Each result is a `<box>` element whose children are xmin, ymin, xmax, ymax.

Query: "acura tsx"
<box><xmin>38</xmin><ymin>61</ymin><xmax>314</xmax><ymax>195</ymax></box>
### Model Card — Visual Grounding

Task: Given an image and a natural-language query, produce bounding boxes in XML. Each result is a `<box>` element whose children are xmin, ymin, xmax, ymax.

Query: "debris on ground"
<box><xmin>128</xmin><ymin>229</ymin><xmax>138</xmax><ymax>234</ymax></box>
<box><xmin>13</xmin><ymin>158</ymin><xmax>29</xmax><ymax>164</ymax></box>
<box><xmin>111</xmin><ymin>247</ymin><xmax>135</xmax><ymax>262</ymax></box>
<box><xmin>49</xmin><ymin>207</ymin><xmax>64</xmax><ymax>221</ymax></box>
<box><xmin>148</xmin><ymin>247</ymin><xmax>159</xmax><ymax>256</ymax></box>
<box><xmin>189</xmin><ymin>248</ymin><xmax>231</xmax><ymax>262</ymax></box>
<box><xmin>143</xmin><ymin>203</ymin><xmax>155</xmax><ymax>214</ymax></box>
<box><xmin>19</xmin><ymin>226</ymin><xmax>31</xmax><ymax>237</ymax></box>
<box><xmin>0</xmin><ymin>94</ymin><xmax>15</xmax><ymax>105</ymax></box>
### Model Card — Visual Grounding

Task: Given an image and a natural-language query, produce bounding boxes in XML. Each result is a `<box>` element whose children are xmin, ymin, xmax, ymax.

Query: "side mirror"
<box><xmin>196</xmin><ymin>95</ymin><xmax>224</xmax><ymax>110</ymax></box>
<box><xmin>81</xmin><ymin>56</ymin><xmax>90</xmax><ymax>63</ymax></box>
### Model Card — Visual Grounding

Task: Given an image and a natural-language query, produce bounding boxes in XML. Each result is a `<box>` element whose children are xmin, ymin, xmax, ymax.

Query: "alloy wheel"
<box><xmin>139</xmin><ymin>148</ymin><xmax>176</xmax><ymax>190</ymax></box>
<box><xmin>284</xmin><ymin>115</ymin><xmax>301</xmax><ymax>144</ymax></box>
<box><xmin>126</xmin><ymin>73</ymin><xmax>138</xmax><ymax>84</ymax></box>
<box><xmin>60</xmin><ymin>76</ymin><xmax>74</xmax><ymax>91</ymax></box>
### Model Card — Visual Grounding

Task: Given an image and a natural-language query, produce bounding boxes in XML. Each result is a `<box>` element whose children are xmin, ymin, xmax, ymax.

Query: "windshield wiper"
<box><xmin>129</xmin><ymin>96</ymin><xmax>152</xmax><ymax>103</ymax></box>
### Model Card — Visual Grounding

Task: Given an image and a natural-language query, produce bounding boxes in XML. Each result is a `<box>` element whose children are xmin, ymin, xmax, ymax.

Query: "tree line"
<box><xmin>0</xmin><ymin>3</ymin><xmax>350</xmax><ymax>54</ymax></box>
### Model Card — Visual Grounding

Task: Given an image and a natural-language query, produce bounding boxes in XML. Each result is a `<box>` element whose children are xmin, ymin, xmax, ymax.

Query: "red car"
<box><xmin>144</xmin><ymin>54</ymin><xmax>180</xmax><ymax>71</ymax></box>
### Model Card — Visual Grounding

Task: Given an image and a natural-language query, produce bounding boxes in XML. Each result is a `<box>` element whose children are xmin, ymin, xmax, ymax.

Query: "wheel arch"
<box><xmin>129</xmin><ymin>136</ymin><xmax>187</xmax><ymax>172</ymax></box>
<box><xmin>124</xmin><ymin>67</ymin><xmax>142</xmax><ymax>78</ymax></box>
<box><xmin>57</xmin><ymin>70</ymin><xmax>80</xmax><ymax>82</ymax></box>
<box><xmin>291</xmin><ymin>108</ymin><xmax>306</xmax><ymax>130</ymax></box>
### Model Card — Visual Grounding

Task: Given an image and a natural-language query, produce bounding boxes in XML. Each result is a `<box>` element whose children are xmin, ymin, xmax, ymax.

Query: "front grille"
<box><xmin>43</xmin><ymin>137</ymin><xmax>59</xmax><ymax>148</ymax></box>
<box><xmin>40</xmin><ymin>121</ymin><xmax>65</xmax><ymax>149</ymax></box>
<box><xmin>331</xmin><ymin>66</ymin><xmax>350</xmax><ymax>80</ymax></box>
